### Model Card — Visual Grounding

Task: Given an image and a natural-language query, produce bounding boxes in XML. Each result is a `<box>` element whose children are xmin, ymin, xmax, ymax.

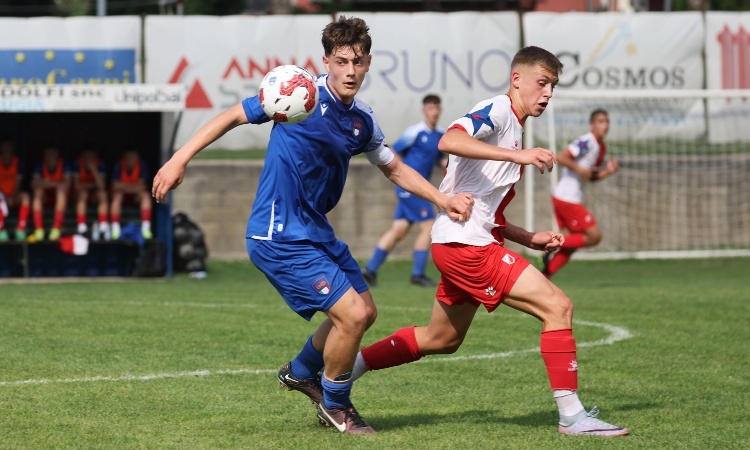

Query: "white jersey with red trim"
<box><xmin>431</xmin><ymin>94</ymin><xmax>524</xmax><ymax>247</ymax></box>
<box><xmin>553</xmin><ymin>131</ymin><xmax>606</xmax><ymax>204</ymax></box>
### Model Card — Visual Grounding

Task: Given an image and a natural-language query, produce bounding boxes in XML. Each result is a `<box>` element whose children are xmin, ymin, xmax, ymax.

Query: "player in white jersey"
<box><xmin>152</xmin><ymin>16</ymin><xmax>473</xmax><ymax>435</ymax></box>
<box><xmin>543</xmin><ymin>109</ymin><xmax>619</xmax><ymax>277</ymax></box>
<box><xmin>348</xmin><ymin>46</ymin><xmax>629</xmax><ymax>437</ymax></box>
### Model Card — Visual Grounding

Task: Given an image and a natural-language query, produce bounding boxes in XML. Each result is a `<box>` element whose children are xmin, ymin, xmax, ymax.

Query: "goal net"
<box><xmin>524</xmin><ymin>89</ymin><xmax>750</xmax><ymax>259</ymax></box>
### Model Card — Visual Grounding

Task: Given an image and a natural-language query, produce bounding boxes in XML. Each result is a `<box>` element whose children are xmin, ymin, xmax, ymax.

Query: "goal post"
<box><xmin>524</xmin><ymin>89</ymin><xmax>750</xmax><ymax>260</ymax></box>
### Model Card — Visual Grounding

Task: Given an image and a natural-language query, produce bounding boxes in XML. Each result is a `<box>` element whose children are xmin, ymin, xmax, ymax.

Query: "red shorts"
<box><xmin>552</xmin><ymin>197</ymin><xmax>596</xmax><ymax>232</ymax></box>
<box><xmin>432</xmin><ymin>242</ymin><xmax>530</xmax><ymax>313</ymax></box>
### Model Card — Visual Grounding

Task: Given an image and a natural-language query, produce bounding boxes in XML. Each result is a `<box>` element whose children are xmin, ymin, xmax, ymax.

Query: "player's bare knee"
<box><xmin>365</xmin><ymin>305</ymin><xmax>378</xmax><ymax>329</ymax></box>
<box><xmin>432</xmin><ymin>334</ymin><xmax>464</xmax><ymax>354</ymax></box>
<box><xmin>423</xmin><ymin>332</ymin><xmax>464</xmax><ymax>354</ymax></box>
<box><xmin>586</xmin><ymin>228</ymin><xmax>602</xmax><ymax>246</ymax></box>
<box><xmin>549</xmin><ymin>291</ymin><xmax>574</xmax><ymax>323</ymax></box>
<box><xmin>340</xmin><ymin>304</ymin><xmax>369</xmax><ymax>337</ymax></box>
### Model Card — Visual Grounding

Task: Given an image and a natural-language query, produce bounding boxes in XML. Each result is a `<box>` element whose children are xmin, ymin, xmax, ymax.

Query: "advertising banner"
<box><xmin>0</xmin><ymin>17</ymin><xmax>141</xmax><ymax>85</ymax></box>
<box><xmin>705</xmin><ymin>12</ymin><xmax>750</xmax><ymax>143</ymax></box>
<box><xmin>145</xmin><ymin>15</ymin><xmax>331</xmax><ymax>150</ymax></box>
<box><xmin>336</xmin><ymin>12</ymin><xmax>520</xmax><ymax>146</ymax></box>
<box><xmin>523</xmin><ymin>12</ymin><xmax>705</xmax><ymax>141</ymax></box>
<box><xmin>0</xmin><ymin>84</ymin><xmax>185</xmax><ymax>112</ymax></box>
<box><xmin>145</xmin><ymin>12</ymin><xmax>520</xmax><ymax>150</ymax></box>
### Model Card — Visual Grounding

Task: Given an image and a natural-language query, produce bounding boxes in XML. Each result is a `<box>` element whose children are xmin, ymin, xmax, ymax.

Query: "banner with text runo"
<box><xmin>145</xmin><ymin>13</ymin><xmax>520</xmax><ymax>150</ymax></box>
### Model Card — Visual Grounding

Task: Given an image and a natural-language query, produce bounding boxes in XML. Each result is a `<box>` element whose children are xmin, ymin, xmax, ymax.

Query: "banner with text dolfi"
<box><xmin>0</xmin><ymin>84</ymin><xmax>185</xmax><ymax>112</ymax></box>
<box><xmin>145</xmin><ymin>13</ymin><xmax>520</xmax><ymax>150</ymax></box>
<box><xmin>705</xmin><ymin>12</ymin><xmax>750</xmax><ymax>143</ymax></box>
<box><xmin>523</xmin><ymin>12</ymin><xmax>704</xmax><ymax>142</ymax></box>
<box><xmin>0</xmin><ymin>17</ymin><xmax>141</xmax><ymax>86</ymax></box>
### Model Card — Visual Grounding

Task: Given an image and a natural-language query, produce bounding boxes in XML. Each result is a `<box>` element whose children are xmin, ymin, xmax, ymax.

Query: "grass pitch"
<box><xmin>1</xmin><ymin>257</ymin><xmax>748</xmax><ymax>449</ymax></box>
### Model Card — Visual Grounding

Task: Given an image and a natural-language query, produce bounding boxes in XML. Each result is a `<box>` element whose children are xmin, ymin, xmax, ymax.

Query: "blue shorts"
<box><xmin>246</xmin><ymin>238</ymin><xmax>369</xmax><ymax>321</ymax></box>
<box><xmin>393</xmin><ymin>192</ymin><xmax>436</xmax><ymax>223</ymax></box>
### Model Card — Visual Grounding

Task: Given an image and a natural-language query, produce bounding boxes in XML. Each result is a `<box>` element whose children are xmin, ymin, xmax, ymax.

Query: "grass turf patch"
<box><xmin>1</xmin><ymin>258</ymin><xmax>748</xmax><ymax>448</ymax></box>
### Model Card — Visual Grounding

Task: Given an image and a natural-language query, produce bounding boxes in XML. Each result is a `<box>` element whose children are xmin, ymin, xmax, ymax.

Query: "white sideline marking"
<box><xmin>0</xmin><ymin>368</ymin><xmax>275</xmax><ymax>387</ymax></box>
<box><xmin>422</xmin><ymin>319</ymin><xmax>633</xmax><ymax>363</ymax></box>
<box><xmin>0</xmin><ymin>319</ymin><xmax>632</xmax><ymax>388</ymax></box>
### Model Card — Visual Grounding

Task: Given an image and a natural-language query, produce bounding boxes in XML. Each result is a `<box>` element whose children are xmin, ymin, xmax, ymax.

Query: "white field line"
<box><xmin>0</xmin><ymin>369</ymin><xmax>275</xmax><ymax>387</ymax></box>
<box><xmin>421</xmin><ymin>319</ymin><xmax>633</xmax><ymax>363</ymax></box>
<box><xmin>0</xmin><ymin>316</ymin><xmax>632</xmax><ymax>387</ymax></box>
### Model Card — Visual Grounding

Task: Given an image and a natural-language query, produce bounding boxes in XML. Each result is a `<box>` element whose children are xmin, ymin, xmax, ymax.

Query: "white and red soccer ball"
<box><xmin>259</xmin><ymin>65</ymin><xmax>319</xmax><ymax>124</ymax></box>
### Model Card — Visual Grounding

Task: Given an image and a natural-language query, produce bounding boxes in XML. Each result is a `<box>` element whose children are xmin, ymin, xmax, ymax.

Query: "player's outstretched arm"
<box><xmin>378</xmin><ymin>157</ymin><xmax>473</xmax><ymax>221</ymax></box>
<box><xmin>502</xmin><ymin>222</ymin><xmax>564</xmax><ymax>252</ymax></box>
<box><xmin>593</xmin><ymin>157</ymin><xmax>620</xmax><ymax>182</ymax></box>
<box><xmin>557</xmin><ymin>148</ymin><xmax>596</xmax><ymax>180</ymax></box>
<box><xmin>438</xmin><ymin>128</ymin><xmax>556</xmax><ymax>174</ymax></box>
<box><xmin>152</xmin><ymin>104</ymin><xmax>249</xmax><ymax>202</ymax></box>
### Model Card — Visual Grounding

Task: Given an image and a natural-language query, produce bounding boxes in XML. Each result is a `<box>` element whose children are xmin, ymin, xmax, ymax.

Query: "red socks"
<box><xmin>33</xmin><ymin>210</ymin><xmax>43</xmax><ymax>229</ymax></box>
<box><xmin>361</xmin><ymin>326</ymin><xmax>422</xmax><ymax>370</ymax></box>
<box><xmin>547</xmin><ymin>233</ymin><xmax>585</xmax><ymax>276</ymax></box>
<box><xmin>18</xmin><ymin>204</ymin><xmax>29</xmax><ymax>229</ymax></box>
<box><xmin>540</xmin><ymin>329</ymin><xmax>578</xmax><ymax>391</ymax></box>
<box><xmin>53</xmin><ymin>210</ymin><xmax>64</xmax><ymax>229</ymax></box>
<box><xmin>547</xmin><ymin>249</ymin><xmax>573</xmax><ymax>276</ymax></box>
<box><xmin>141</xmin><ymin>208</ymin><xmax>151</xmax><ymax>222</ymax></box>
<box><xmin>561</xmin><ymin>233</ymin><xmax>586</xmax><ymax>249</ymax></box>
<box><xmin>77</xmin><ymin>214</ymin><xmax>86</xmax><ymax>226</ymax></box>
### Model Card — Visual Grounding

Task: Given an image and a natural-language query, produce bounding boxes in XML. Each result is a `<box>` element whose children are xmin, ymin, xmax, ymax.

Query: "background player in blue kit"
<box><xmin>152</xmin><ymin>16</ymin><xmax>473</xmax><ymax>435</ymax></box>
<box><xmin>362</xmin><ymin>94</ymin><xmax>448</xmax><ymax>288</ymax></box>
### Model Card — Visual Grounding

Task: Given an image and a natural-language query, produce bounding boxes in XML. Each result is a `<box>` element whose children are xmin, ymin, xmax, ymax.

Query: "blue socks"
<box><xmin>290</xmin><ymin>336</ymin><xmax>357</xmax><ymax>409</ymax></box>
<box><xmin>289</xmin><ymin>336</ymin><xmax>324</xmax><ymax>381</ymax></box>
<box><xmin>412</xmin><ymin>250</ymin><xmax>429</xmax><ymax>276</ymax></box>
<box><xmin>322</xmin><ymin>375</ymin><xmax>353</xmax><ymax>409</ymax></box>
<box><xmin>365</xmin><ymin>247</ymin><xmax>388</xmax><ymax>273</ymax></box>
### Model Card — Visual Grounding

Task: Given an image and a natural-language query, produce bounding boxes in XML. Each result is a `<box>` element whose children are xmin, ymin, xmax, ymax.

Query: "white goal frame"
<box><xmin>523</xmin><ymin>89</ymin><xmax>750</xmax><ymax>260</ymax></box>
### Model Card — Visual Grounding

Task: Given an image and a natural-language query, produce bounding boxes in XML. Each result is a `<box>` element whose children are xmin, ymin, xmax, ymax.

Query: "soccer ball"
<box><xmin>259</xmin><ymin>65</ymin><xmax>319</xmax><ymax>124</ymax></box>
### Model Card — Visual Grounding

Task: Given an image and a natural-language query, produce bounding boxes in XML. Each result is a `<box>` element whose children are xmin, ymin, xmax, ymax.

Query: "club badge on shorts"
<box><xmin>311</xmin><ymin>275</ymin><xmax>331</xmax><ymax>295</ymax></box>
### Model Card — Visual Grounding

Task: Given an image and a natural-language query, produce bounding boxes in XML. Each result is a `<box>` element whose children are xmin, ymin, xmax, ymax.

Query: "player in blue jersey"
<box><xmin>362</xmin><ymin>94</ymin><xmax>447</xmax><ymax>288</ymax></box>
<box><xmin>151</xmin><ymin>16</ymin><xmax>473</xmax><ymax>435</ymax></box>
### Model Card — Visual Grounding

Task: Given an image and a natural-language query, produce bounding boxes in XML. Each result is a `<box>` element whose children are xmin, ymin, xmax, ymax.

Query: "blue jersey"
<box><xmin>391</xmin><ymin>122</ymin><xmax>444</xmax><ymax>196</ymax></box>
<box><xmin>243</xmin><ymin>74</ymin><xmax>385</xmax><ymax>243</ymax></box>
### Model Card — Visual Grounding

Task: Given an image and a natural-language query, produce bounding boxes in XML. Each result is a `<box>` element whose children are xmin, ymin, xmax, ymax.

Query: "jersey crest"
<box><xmin>311</xmin><ymin>275</ymin><xmax>331</xmax><ymax>295</ymax></box>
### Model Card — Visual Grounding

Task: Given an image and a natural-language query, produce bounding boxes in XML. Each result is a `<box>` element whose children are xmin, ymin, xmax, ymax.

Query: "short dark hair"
<box><xmin>321</xmin><ymin>16</ymin><xmax>372</xmax><ymax>57</ymax></box>
<box><xmin>422</xmin><ymin>94</ymin><xmax>441</xmax><ymax>105</ymax></box>
<box><xmin>511</xmin><ymin>46</ymin><xmax>563</xmax><ymax>76</ymax></box>
<box><xmin>590</xmin><ymin>108</ymin><xmax>608</xmax><ymax>123</ymax></box>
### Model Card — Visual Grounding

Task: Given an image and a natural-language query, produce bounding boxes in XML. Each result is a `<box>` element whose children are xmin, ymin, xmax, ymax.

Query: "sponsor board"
<box><xmin>0</xmin><ymin>84</ymin><xmax>185</xmax><ymax>112</ymax></box>
<box><xmin>145</xmin><ymin>13</ymin><xmax>519</xmax><ymax>149</ymax></box>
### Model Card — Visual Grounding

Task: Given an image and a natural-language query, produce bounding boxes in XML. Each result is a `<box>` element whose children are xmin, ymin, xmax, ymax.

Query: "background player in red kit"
<box><xmin>349</xmin><ymin>46</ymin><xmax>629</xmax><ymax>437</ymax></box>
<box><xmin>73</xmin><ymin>144</ymin><xmax>110</xmax><ymax>239</ymax></box>
<box><xmin>110</xmin><ymin>149</ymin><xmax>152</xmax><ymax>240</ymax></box>
<box><xmin>542</xmin><ymin>108</ymin><xmax>619</xmax><ymax>277</ymax></box>
<box><xmin>0</xmin><ymin>136</ymin><xmax>31</xmax><ymax>241</ymax></box>
<box><xmin>31</xmin><ymin>146</ymin><xmax>71</xmax><ymax>241</ymax></box>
